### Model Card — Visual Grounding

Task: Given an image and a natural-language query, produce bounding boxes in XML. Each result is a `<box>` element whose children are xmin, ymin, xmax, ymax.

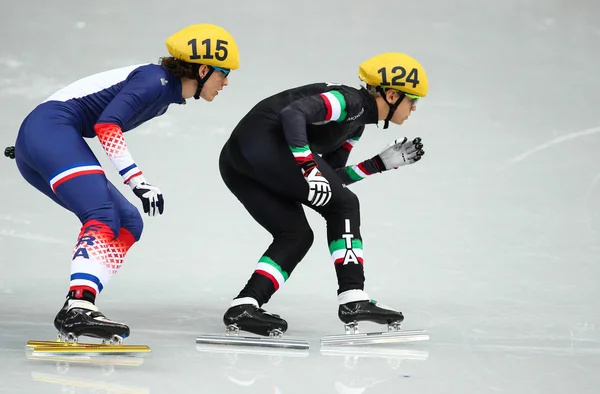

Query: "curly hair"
<box><xmin>158</xmin><ymin>56</ymin><xmax>197</xmax><ymax>79</ymax></box>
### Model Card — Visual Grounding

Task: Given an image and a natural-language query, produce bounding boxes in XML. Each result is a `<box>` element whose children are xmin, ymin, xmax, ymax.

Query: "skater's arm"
<box><xmin>322</xmin><ymin>126</ymin><xmax>365</xmax><ymax>169</ymax></box>
<box><xmin>336</xmin><ymin>137</ymin><xmax>426</xmax><ymax>185</ymax></box>
<box><xmin>322</xmin><ymin>126</ymin><xmax>382</xmax><ymax>185</ymax></box>
<box><xmin>280</xmin><ymin>90</ymin><xmax>349</xmax><ymax>171</ymax></box>
<box><xmin>334</xmin><ymin>157</ymin><xmax>385</xmax><ymax>185</ymax></box>
<box><xmin>94</xmin><ymin>69</ymin><xmax>164</xmax><ymax>184</ymax></box>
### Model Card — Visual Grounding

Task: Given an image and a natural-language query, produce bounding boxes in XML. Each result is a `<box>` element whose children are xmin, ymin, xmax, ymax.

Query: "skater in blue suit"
<box><xmin>3</xmin><ymin>23</ymin><xmax>240</xmax><ymax>343</ymax></box>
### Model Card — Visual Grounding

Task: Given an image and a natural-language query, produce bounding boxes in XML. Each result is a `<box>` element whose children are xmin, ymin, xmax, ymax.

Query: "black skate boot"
<box><xmin>322</xmin><ymin>291</ymin><xmax>427</xmax><ymax>345</ymax></box>
<box><xmin>339</xmin><ymin>299</ymin><xmax>404</xmax><ymax>325</ymax></box>
<box><xmin>59</xmin><ymin>300</ymin><xmax>130</xmax><ymax>343</ymax></box>
<box><xmin>53</xmin><ymin>299</ymin><xmax>70</xmax><ymax>332</ymax></box>
<box><xmin>54</xmin><ymin>289</ymin><xmax>97</xmax><ymax>332</ymax></box>
<box><xmin>338</xmin><ymin>298</ymin><xmax>404</xmax><ymax>335</ymax></box>
<box><xmin>223</xmin><ymin>304</ymin><xmax>288</xmax><ymax>337</ymax></box>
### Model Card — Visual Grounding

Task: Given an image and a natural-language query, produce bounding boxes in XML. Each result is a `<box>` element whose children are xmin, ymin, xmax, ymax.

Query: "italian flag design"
<box><xmin>345</xmin><ymin>162</ymin><xmax>375</xmax><ymax>182</ymax></box>
<box><xmin>329</xmin><ymin>239</ymin><xmax>364</xmax><ymax>265</ymax></box>
<box><xmin>255</xmin><ymin>256</ymin><xmax>289</xmax><ymax>290</ymax></box>
<box><xmin>342</xmin><ymin>136</ymin><xmax>360</xmax><ymax>151</ymax></box>
<box><xmin>289</xmin><ymin>144</ymin><xmax>313</xmax><ymax>165</ymax></box>
<box><xmin>319</xmin><ymin>91</ymin><xmax>347</xmax><ymax>122</ymax></box>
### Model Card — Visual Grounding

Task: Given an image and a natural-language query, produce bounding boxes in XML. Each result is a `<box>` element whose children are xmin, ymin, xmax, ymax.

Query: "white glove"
<box><xmin>128</xmin><ymin>175</ymin><xmax>164</xmax><ymax>216</ymax></box>
<box><xmin>375</xmin><ymin>137</ymin><xmax>424</xmax><ymax>170</ymax></box>
<box><xmin>304</xmin><ymin>166</ymin><xmax>332</xmax><ymax>207</ymax></box>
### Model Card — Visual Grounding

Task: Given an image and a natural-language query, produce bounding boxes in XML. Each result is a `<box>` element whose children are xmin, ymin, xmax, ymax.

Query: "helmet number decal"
<box><xmin>188</xmin><ymin>38</ymin><xmax>229</xmax><ymax>61</ymax></box>
<box><xmin>377</xmin><ymin>66</ymin><xmax>420</xmax><ymax>88</ymax></box>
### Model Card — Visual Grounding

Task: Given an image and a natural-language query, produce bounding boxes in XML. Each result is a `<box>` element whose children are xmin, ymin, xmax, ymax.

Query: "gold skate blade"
<box><xmin>26</xmin><ymin>340</ymin><xmax>98</xmax><ymax>348</ymax></box>
<box><xmin>26</xmin><ymin>340</ymin><xmax>151</xmax><ymax>356</ymax></box>
<box><xmin>196</xmin><ymin>334</ymin><xmax>309</xmax><ymax>350</ymax></box>
<box><xmin>320</xmin><ymin>329</ymin><xmax>429</xmax><ymax>346</ymax></box>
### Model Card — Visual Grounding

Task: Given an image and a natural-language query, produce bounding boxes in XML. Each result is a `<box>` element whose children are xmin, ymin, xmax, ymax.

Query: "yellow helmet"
<box><xmin>166</xmin><ymin>24</ymin><xmax>240</xmax><ymax>70</ymax></box>
<box><xmin>358</xmin><ymin>52</ymin><xmax>428</xmax><ymax>98</ymax></box>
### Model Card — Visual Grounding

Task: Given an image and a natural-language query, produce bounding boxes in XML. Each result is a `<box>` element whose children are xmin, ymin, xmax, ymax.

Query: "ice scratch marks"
<box><xmin>0</xmin><ymin>215</ymin><xmax>69</xmax><ymax>245</ymax></box>
<box><xmin>502</xmin><ymin>125</ymin><xmax>600</xmax><ymax>170</ymax></box>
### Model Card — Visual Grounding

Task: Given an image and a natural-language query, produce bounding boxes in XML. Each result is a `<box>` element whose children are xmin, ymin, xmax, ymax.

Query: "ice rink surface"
<box><xmin>2</xmin><ymin>0</ymin><xmax>600</xmax><ymax>392</ymax></box>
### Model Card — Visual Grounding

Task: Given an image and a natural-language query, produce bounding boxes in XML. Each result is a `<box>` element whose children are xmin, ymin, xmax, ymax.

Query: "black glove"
<box><xmin>128</xmin><ymin>175</ymin><xmax>164</xmax><ymax>216</ymax></box>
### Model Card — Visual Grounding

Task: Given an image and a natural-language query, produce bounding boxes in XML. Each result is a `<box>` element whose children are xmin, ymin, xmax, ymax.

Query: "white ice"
<box><xmin>1</xmin><ymin>0</ymin><xmax>600</xmax><ymax>393</ymax></box>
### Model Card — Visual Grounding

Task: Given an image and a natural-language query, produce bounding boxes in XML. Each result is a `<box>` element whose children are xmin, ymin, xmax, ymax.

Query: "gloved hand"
<box><xmin>300</xmin><ymin>160</ymin><xmax>332</xmax><ymax>207</ymax></box>
<box><xmin>127</xmin><ymin>175</ymin><xmax>164</xmax><ymax>216</ymax></box>
<box><xmin>373</xmin><ymin>137</ymin><xmax>424</xmax><ymax>171</ymax></box>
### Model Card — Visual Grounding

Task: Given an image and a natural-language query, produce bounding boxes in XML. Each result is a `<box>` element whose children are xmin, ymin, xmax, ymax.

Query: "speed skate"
<box><xmin>196</xmin><ymin>302</ymin><xmax>309</xmax><ymax>350</ymax></box>
<box><xmin>196</xmin><ymin>298</ymin><xmax>428</xmax><ymax>349</ymax></box>
<box><xmin>26</xmin><ymin>299</ymin><xmax>151</xmax><ymax>358</ymax></box>
<box><xmin>321</xmin><ymin>298</ymin><xmax>429</xmax><ymax>346</ymax></box>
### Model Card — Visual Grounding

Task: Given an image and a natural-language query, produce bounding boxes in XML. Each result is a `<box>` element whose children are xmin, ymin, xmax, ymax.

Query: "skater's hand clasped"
<box><xmin>301</xmin><ymin>161</ymin><xmax>332</xmax><ymax>207</ymax></box>
<box><xmin>128</xmin><ymin>175</ymin><xmax>165</xmax><ymax>216</ymax></box>
<box><xmin>374</xmin><ymin>137</ymin><xmax>424</xmax><ymax>170</ymax></box>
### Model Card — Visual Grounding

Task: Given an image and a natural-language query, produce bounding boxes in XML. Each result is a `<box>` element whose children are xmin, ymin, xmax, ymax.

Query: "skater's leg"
<box><xmin>220</xmin><ymin>140</ymin><xmax>313</xmax><ymax>307</ymax></box>
<box><xmin>18</xmin><ymin>123</ymin><xmax>133</xmax><ymax>300</ymax></box>
<box><xmin>307</xmin><ymin>157</ymin><xmax>367</xmax><ymax>300</ymax></box>
<box><xmin>15</xmin><ymin>105</ymin><xmax>132</xmax><ymax>338</ymax></box>
<box><xmin>308</xmin><ymin>158</ymin><xmax>404</xmax><ymax>326</ymax></box>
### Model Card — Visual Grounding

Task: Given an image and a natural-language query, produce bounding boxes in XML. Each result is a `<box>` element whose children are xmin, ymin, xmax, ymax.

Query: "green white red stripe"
<box><xmin>319</xmin><ymin>91</ymin><xmax>347</xmax><ymax>122</ymax></box>
<box><xmin>329</xmin><ymin>238</ymin><xmax>364</xmax><ymax>265</ymax></box>
<box><xmin>345</xmin><ymin>162</ymin><xmax>373</xmax><ymax>182</ymax></box>
<box><xmin>290</xmin><ymin>144</ymin><xmax>313</xmax><ymax>164</ymax></box>
<box><xmin>342</xmin><ymin>136</ymin><xmax>360</xmax><ymax>151</ymax></box>
<box><xmin>255</xmin><ymin>256</ymin><xmax>289</xmax><ymax>290</ymax></box>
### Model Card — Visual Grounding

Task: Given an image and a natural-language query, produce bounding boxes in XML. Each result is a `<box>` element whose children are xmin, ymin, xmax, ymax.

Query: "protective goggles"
<box><xmin>405</xmin><ymin>93</ymin><xmax>420</xmax><ymax>106</ymax></box>
<box><xmin>213</xmin><ymin>66</ymin><xmax>230</xmax><ymax>78</ymax></box>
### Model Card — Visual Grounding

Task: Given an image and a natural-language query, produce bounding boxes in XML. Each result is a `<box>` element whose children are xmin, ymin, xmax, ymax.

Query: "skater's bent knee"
<box><xmin>286</xmin><ymin>225</ymin><xmax>314</xmax><ymax>253</ymax></box>
<box><xmin>120</xmin><ymin>206</ymin><xmax>143</xmax><ymax>241</ymax></box>
<box><xmin>336</xmin><ymin>189</ymin><xmax>360</xmax><ymax>212</ymax></box>
<box><xmin>299</xmin><ymin>226</ymin><xmax>314</xmax><ymax>247</ymax></box>
<box><xmin>79</xmin><ymin>205</ymin><xmax>121</xmax><ymax>239</ymax></box>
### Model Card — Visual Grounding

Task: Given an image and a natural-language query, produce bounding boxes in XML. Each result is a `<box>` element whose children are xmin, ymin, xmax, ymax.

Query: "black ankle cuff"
<box><xmin>68</xmin><ymin>289</ymin><xmax>96</xmax><ymax>304</ymax></box>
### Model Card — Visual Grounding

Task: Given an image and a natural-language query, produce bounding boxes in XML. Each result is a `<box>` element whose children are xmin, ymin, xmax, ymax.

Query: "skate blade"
<box><xmin>196</xmin><ymin>342</ymin><xmax>309</xmax><ymax>357</ymax></box>
<box><xmin>27</xmin><ymin>340</ymin><xmax>94</xmax><ymax>348</ymax></box>
<box><xmin>320</xmin><ymin>346</ymin><xmax>430</xmax><ymax>360</ymax></box>
<box><xmin>196</xmin><ymin>334</ymin><xmax>309</xmax><ymax>350</ymax></box>
<box><xmin>26</xmin><ymin>340</ymin><xmax>151</xmax><ymax>356</ymax></box>
<box><xmin>320</xmin><ymin>329</ymin><xmax>429</xmax><ymax>346</ymax></box>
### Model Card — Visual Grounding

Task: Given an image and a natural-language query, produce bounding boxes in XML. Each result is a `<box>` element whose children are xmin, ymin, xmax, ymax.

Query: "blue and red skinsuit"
<box><xmin>14</xmin><ymin>63</ymin><xmax>185</xmax><ymax>298</ymax></box>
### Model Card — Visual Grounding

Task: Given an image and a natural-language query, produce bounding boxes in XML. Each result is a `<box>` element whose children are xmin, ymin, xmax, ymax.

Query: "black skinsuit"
<box><xmin>219</xmin><ymin>83</ymin><xmax>385</xmax><ymax>306</ymax></box>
